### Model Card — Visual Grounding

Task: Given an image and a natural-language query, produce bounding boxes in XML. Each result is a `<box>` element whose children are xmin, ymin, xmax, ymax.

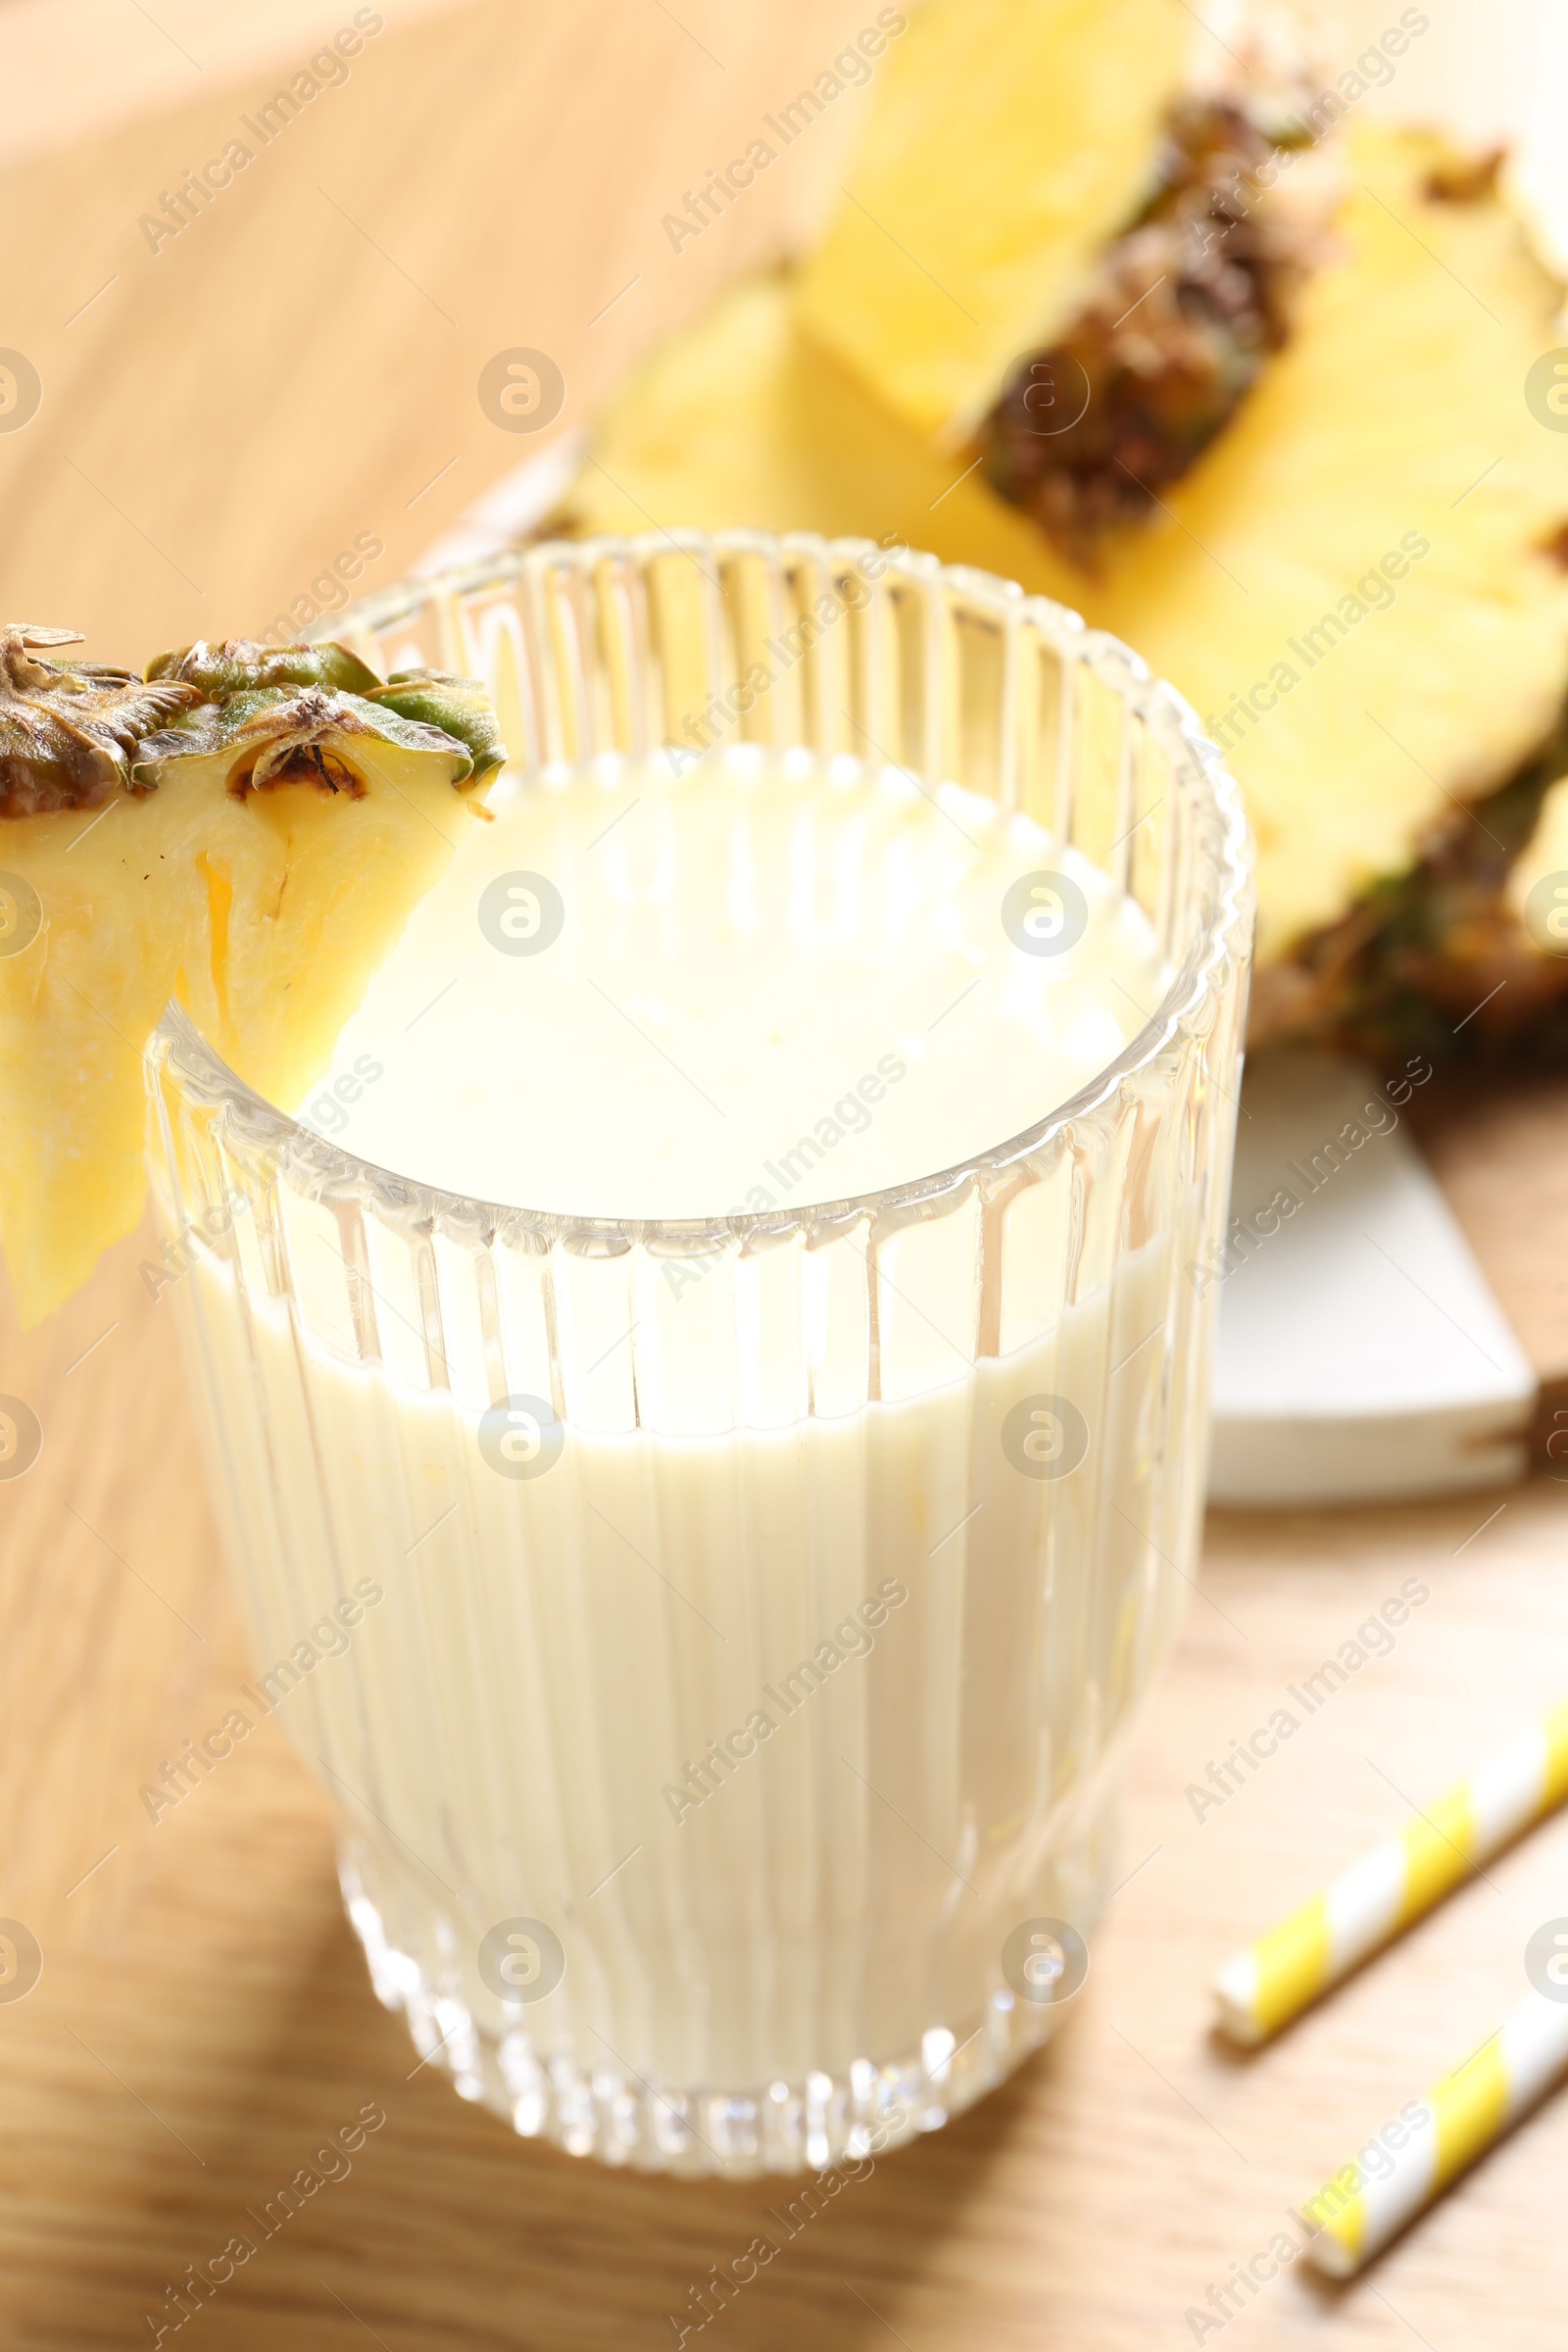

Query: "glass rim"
<box><xmin>149</xmin><ymin>532</ymin><xmax>1253</xmax><ymax>1249</ymax></box>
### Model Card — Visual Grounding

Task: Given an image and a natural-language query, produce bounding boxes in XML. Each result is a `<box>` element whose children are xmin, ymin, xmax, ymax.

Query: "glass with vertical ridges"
<box><xmin>146</xmin><ymin>533</ymin><xmax>1250</xmax><ymax>2177</ymax></box>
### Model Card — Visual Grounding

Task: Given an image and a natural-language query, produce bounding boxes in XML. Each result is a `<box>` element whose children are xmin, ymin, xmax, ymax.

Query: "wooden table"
<box><xmin>6</xmin><ymin>5</ymin><xmax>1568</xmax><ymax>2343</ymax></box>
<box><xmin>0</xmin><ymin>0</ymin><xmax>886</xmax><ymax>665</ymax></box>
<box><xmin>3</xmin><ymin>1077</ymin><xmax>1567</xmax><ymax>2352</ymax></box>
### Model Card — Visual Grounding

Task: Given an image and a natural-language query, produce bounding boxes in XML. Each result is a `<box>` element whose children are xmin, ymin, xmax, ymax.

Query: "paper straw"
<box><xmin>1214</xmin><ymin>1700</ymin><xmax>1568</xmax><ymax>2045</ymax></box>
<box><xmin>1303</xmin><ymin>1990</ymin><xmax>1568</xmax><ymax>2276</ymax></box>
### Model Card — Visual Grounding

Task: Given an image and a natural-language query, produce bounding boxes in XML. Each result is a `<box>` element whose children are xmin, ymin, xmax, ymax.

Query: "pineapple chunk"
<box><xmin>796</xmin><ymin>0</ymin><xmax>1187</xmax><ymax>442</ymax></box>
<box><xmin>0</xmin><ymin>648</ymin><xmax>499</xmax><ymax>1326</ymax></box>
<box><xmin>568</xmin><ymin>126</ymin><xmax>1568</xmax><ymax>970</ymax></box>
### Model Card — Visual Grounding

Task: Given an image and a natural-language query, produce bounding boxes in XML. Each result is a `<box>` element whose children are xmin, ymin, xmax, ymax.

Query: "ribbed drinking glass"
<box><xmin>146</xmin><ymin>532</ymin><xmax>1250</xmax><ymax>2178</ymax></box>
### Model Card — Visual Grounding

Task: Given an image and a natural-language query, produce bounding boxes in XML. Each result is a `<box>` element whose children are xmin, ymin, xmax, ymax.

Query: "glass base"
<box><xmin>337</xmin><ymin>1791</ymin><xmax>1118</xmax><ymax>2180</ymax></box>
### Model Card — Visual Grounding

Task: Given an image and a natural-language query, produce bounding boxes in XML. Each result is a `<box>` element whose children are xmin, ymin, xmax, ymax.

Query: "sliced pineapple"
<box><xmin>568</xmin><ymin>124</ymin><xmax>1568</xmax><ymax>975</ymax></box>
<box><xmin>795</xmin><ymin>0</ymin><xmax>1187</xmax><ymax>442</ymax></box>
<box><xmin>1248</xmin><ymin>727</ymin><xmax>1568</xmax><ymax>1064</ymax></box>
<box><xmin>563</xmin><ymin>270</ymin><xmax>1076</xmax><ymax>582</ymax></box>
<box><xmin>0</xmin><ymin>637</ymin><xmax>502</xmax><ymax>1326</ymax></box>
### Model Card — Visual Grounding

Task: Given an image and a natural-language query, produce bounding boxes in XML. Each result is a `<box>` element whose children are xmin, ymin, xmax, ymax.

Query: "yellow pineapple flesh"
<box><xmin>565</xmin><ymin>124</ymin><xmax>1568</xmax><ymax>978</ymax></box>
<box><xmin>0</xmin><ymin>642</ymin><xmax>501</xmax><ymax>1325</ymax></box>
<box><xmin>795</xmin><ymin>0</ymin><xmax>1187</xmax><ymax>442</ymax></box>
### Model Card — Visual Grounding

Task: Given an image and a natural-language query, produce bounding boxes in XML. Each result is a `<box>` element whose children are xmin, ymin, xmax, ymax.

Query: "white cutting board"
<box><xmin>1208</xmin><ymin>1055</ymin><xmax>1536</xmax><ymax>1507</ymax></box>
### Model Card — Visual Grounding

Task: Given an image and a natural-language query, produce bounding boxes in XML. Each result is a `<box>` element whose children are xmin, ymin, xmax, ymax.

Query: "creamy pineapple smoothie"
<box><xmin>321</xmin><ymin>745</ymin><xmax>1155</xmax><ymax>1211</ymax></box>
<box><xmin>167</xmin><ymin>735</ymin><xmax>1195</xmax><ymax>2173</ymax></box>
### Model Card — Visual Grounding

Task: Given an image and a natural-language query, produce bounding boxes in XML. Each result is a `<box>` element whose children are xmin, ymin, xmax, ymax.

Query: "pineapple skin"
<box><xmin>568</xmin><ymin>125</ymin><xmax>1568</xmax><ymax>974</ymax></box>
<box><xmin>1100</xmin><ymin>124</ymin><xmax>1568</xmax><ymax>969</ymax></box>
<box><xmin>0</xmin><ymin>761</ymin><xmax>477</xmax><ymax>1327</ymax></box>
<box><xmin>1252</xmin><ymin>731</ymin><xmax>1568</xmax><ymax>1069</ymax></box>
<box><xmin>795</xmin><ymin>0</ymin><xmax>1187</xmax><ymax>442</ymax></box>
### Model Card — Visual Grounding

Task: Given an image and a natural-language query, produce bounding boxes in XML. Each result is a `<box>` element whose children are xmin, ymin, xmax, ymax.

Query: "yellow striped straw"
<box><xmin>1214</xmin><ymin>1699</ymin><xmax>1568</xmax><ymax>2045</ymax></box>
<box><xmin>1303</xmin><ymin>1989</ymin><xmax>1568</xmax><ymax>2276</ymax></box>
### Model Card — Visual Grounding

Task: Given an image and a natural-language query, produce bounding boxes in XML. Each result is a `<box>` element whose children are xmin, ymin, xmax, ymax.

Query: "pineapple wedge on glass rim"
<box><xmin>0</xmin><ymin>628</ymin><xmax>504</xmax><ymax>1327</ymax></box>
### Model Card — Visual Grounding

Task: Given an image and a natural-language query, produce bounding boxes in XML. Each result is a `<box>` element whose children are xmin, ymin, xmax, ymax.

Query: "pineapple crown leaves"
<box><xmin>367</xmin><ymin>669</ymin><xmax>507</xmax><ymax>788</ymax></box>
<box><xmin>0</xmin><ymin>630</ymin><xmax>507</xmax><ymax>813</ymax></box>
<box><xmin>136</xmin><ymin>640</ymin><xmax>507</xmax><ymax>798</ymax></box>
<box><xmin>0</xmin><ymin>622</ymin><xmax>203</xmax><ymax>818</ymax></box>
<box><xmin>146</xmin><ymin>637</ymin><xmax>383</xmax><ymax>701</ymax></box>
<box><xmin>129</xmin><ymin>683</ymin><xmax>487</xmax><ymax>800</ymax></box>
